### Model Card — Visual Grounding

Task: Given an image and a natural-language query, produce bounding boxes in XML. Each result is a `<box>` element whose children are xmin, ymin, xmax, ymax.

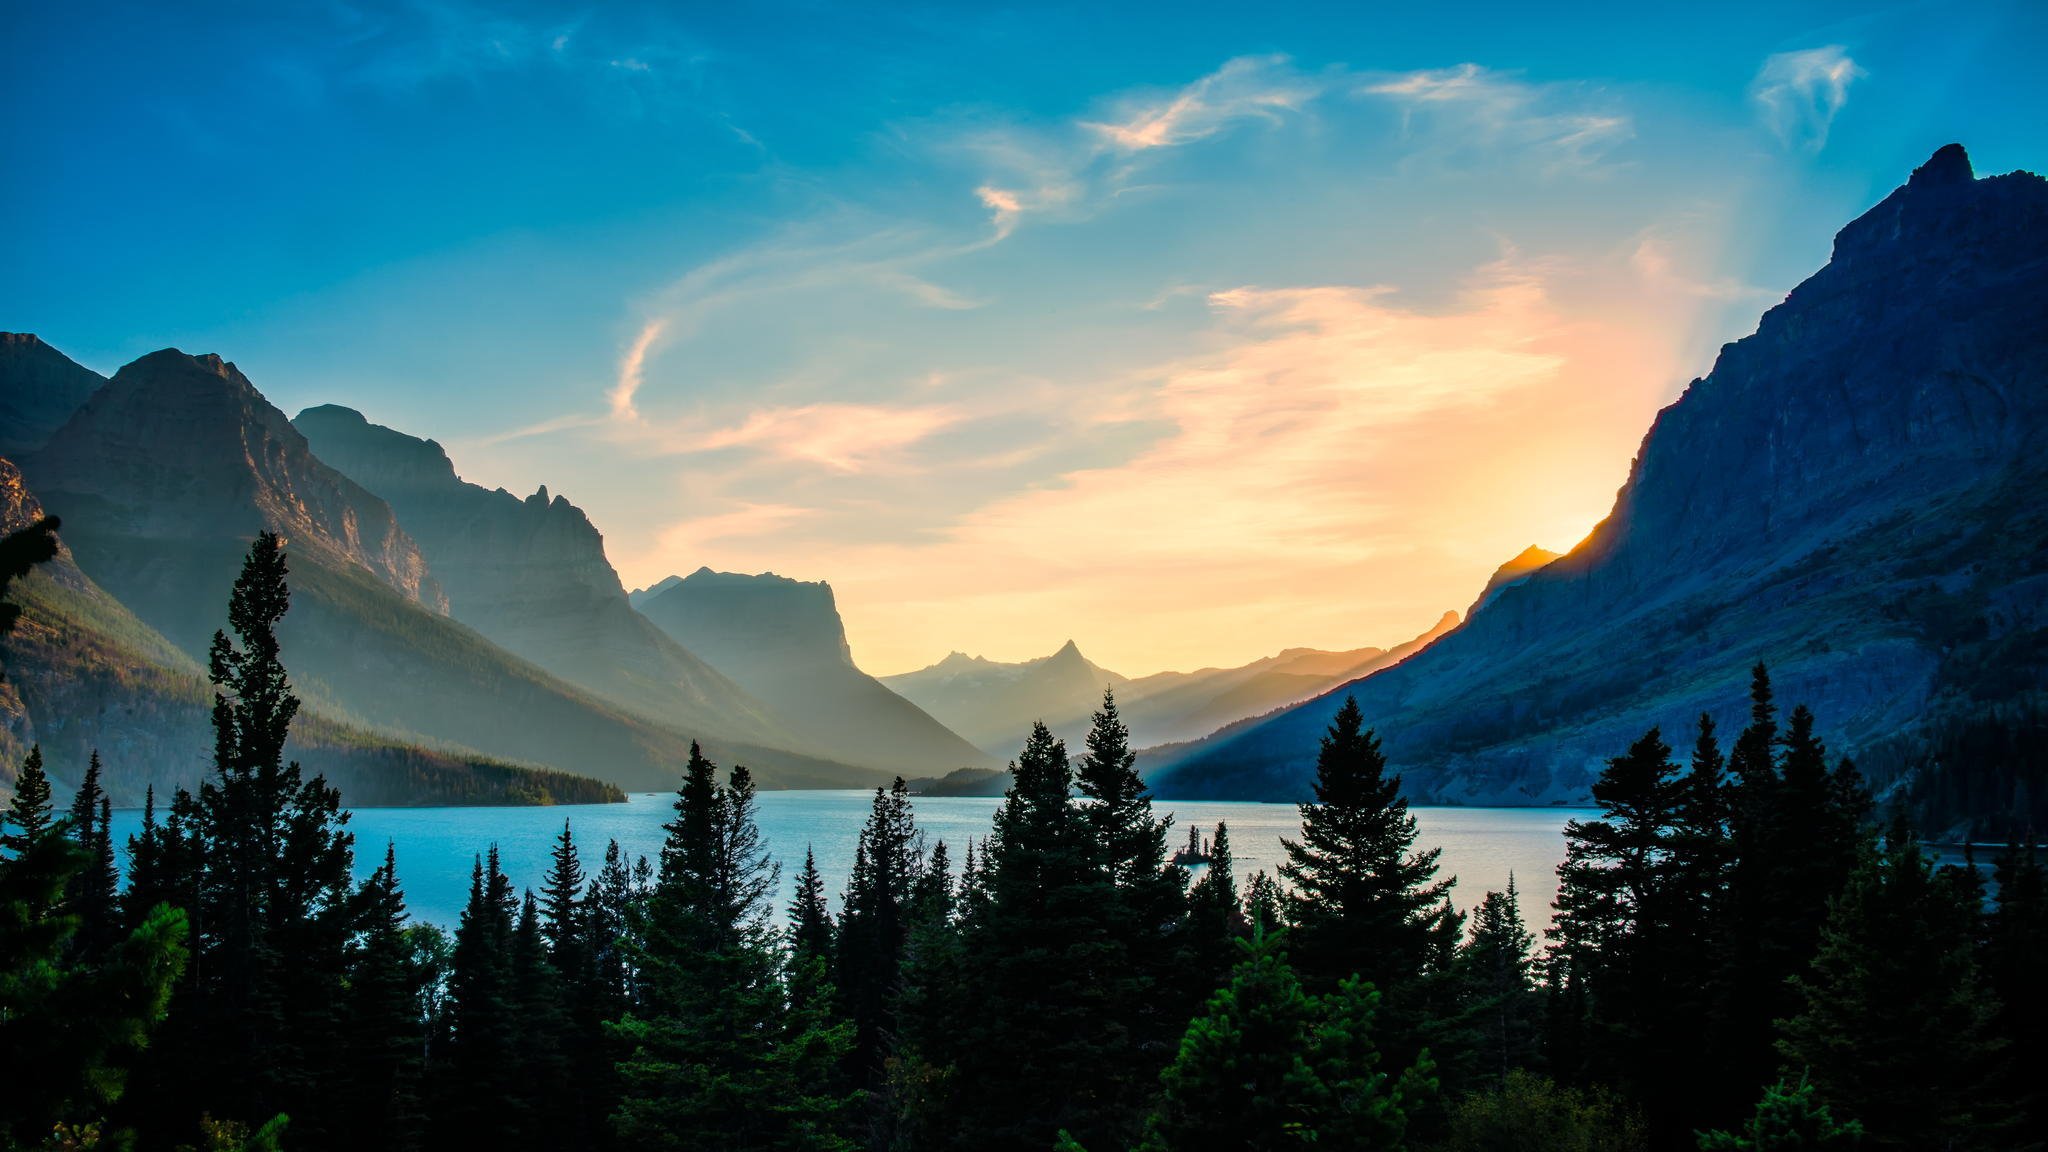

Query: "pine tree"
<box><xmin>947</xmin><ymin>721</ymin><xmax>1109</xmax><ymax>1151</ymax></box>
<box><xmin>1</xmin><ymin>797</ymin><xmax>189</xmax><ymax>1143</ymax></box>
<box><xmin>837</xmin><ymin>777</ymin><xmax>922</xmax><ymax>1085</ymax></box>
<box><xmin>1455</xmin><ymin>878</ymin><xmax>1539</xmax><ymax>1091</ymax></box>
<box><xmin>1073</xmin><ymin>687</ymin><xmax>1192</xmax><ymax>1139</ymax></box>
<box><xmin>1699</xmin><ymin>1075</ymin><xmax>1864</xmax><ymax>1150</ymax></box>
<box><xmin>1186</xmin><ymin>822</ymin><xmax>1247</xmax><ymax>990</ymax></box>
<box><xmin>1280</xmin><ymin>696</ymin><xmax>1452</xmax><ymax>1063</ymax></box>
<box><xmin>63</xmin><ymin>751</ymin><xmax>121</xmax><ymax>959</ymax></box>
<box><xmin>3</xmin><ymin>743</ymin><xmax>55</xmax><ymax>855</ymax></box>
<box><xmin>1986</xmin><ymin>839</ymin><xmax>2046</xmax><ymax>1143</ymax></box>
<box><xmin>891</xmin><ymin>839</ymin><xmax>966</xmax><ymax>1151</ymax></box>
<box><xmin>133</xmin><ymin>531</ymin><xmax>357</xmax><ymax>1144</ymax></box>
<box><xmin>790</xmin><ymin>844</ymin><xmax>834</xmax><ymax>966</ymax></box>
<box><xmin>1246</xmin><ymin>870</ymin><xmax>1285</xmax><ymax>934</ymax></box>
<box><xmin>337</xmin><ymin>844</ymin><xmax>426</xmax><ymax>1151</ymax></box>
<box><xmin>611</xmin><ymin>756</ymin><xmax>856</xmax><ymax>1151</ymax></box>
<box><xmin>440</xmin><ymin>847</ymin><xmax>521</xmax><ymax>1146</ymax></box>
<box><xmin>1135</xmin><ymin>930</ymin><xmax>1432</xmax><ymax>1152</ymax></box>
<box><xmin>513</xmin><ymin>888</ymin><xmax>573</xmax><ymax>1147</ymax></box>
<box><xmin>1777</xmin><ymin>816</ymin><xmax>2003</xmax><ymax>1150</ymax></box>
<box><xmin>587</xmin><ymin>837</ymin><xmax>638</xmax><ymax>1024</ymax></box>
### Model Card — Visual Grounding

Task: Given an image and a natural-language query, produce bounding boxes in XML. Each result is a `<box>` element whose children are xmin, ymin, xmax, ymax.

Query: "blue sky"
<box><xmin>6</xmin><ymin>0</ymin><xmax>2044</xmax><ymax>673</ymax></box>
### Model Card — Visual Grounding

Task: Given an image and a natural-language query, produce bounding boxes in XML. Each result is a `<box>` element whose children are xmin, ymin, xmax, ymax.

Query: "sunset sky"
<box><xmin>8</xmin><ymin>0</ymin><xmax>2045</xmax><ymax>675</ymax></box>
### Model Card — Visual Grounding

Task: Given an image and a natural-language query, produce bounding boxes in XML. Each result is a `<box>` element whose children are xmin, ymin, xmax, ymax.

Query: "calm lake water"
<box><xmin>110</xmin><ymin>793</ymin><xmax>1589</xmax><ymax>937</ymax></box>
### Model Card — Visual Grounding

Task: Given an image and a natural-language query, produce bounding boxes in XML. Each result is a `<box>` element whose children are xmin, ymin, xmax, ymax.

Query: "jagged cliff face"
<box><xmin>291</xmin><ymin>405</ymin><xmax>775</xmax><ymax>731</ymax></box>
<box><xmin>26</xmin><ymin>350</ymin><xmax>444</xmax><ymax>654</ymax></box>
<box><xmin>638</xmin><ymin>569</ymin><xmax>994</xmax><ymax>774</ymax></box>
<box><xmin>0</xmin><ymin>333</ymin><xmax>104</xmax><ymax>456</ymax></box>
<box><xmin>1151</xmin><ymin>146</ymin><xmax>2048</xmax><ymax>803</ymax></box>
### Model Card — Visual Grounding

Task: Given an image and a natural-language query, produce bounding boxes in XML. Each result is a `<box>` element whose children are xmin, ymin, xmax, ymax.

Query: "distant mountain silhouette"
<box><xmin>883</xmin><ymin>639</ymin><xmax>1130</xmax><ymax>758</ymax></box>
<box><xmin>1468</xmin><ymin>546</ymin><xmax>1561</xmax><ymax>617</ymax></box>
<box><xmin>11</xmin><ymin>348</ymin><xmax>886</xmax><ymax>793</ymax></box>
<box><xmin>0</xmin><ymin>333</ymin><xmax>103</xmax><ymax>456</ymax></box>
<box><xmin>637</xmin><ymin>568</ymin><xmax>994</xmax><ymax>775</ymax></box>
<box><xmin>1150</xmin><ymin>145</ymin><xmax>2048</xmax><ymax>804</ymax></box>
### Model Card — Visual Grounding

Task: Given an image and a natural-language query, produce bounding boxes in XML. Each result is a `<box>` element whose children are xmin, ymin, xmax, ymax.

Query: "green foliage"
<box><xmin>1777</xmin><ymin>816</ymin><xmax>2004</xmax><ymax>1150</ymax></box>
<box><xmin>1699</xmin><ymin>1076</ymin><xmax>1862</xmax><ymax>1151</ymax></box>
<box><xmin>1138</xmin><ymin>930</ymin><xmax>1431</xmax><ymax>1152</ymax></box>
<box><xmin>1434</xmin><ymin>1069</ymin><xmax>1647</xmax><ymax>1152</ymax></box>
<box><xmin>1281</xmin><ymin>696</ymin><xmax>1451</xmax><ymax>1064</ymax></box>
<box><xmin>3</xmin><ymin>745</ymin><xmax>55</xmax><ymax>855</ymax></box>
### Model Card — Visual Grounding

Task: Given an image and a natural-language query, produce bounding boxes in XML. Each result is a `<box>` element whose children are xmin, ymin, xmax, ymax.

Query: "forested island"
<box><xmin>4</xmin><ymin>521</ymin><xmax>2041</xmax><ymax>1150</ymax></box>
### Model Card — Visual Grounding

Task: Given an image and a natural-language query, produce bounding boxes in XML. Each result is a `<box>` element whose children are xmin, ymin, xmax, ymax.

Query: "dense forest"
<box><xmin>2</xmin><ymin>525</ymin><xmax>2043</xmax><ymax>1151</ymax></box>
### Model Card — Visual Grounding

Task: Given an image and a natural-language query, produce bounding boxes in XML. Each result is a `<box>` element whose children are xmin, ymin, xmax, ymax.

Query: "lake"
<box><xmin>110</xmin><ymin>793</ymin><xmax>1590</xmax><ymax>937</ymax></box>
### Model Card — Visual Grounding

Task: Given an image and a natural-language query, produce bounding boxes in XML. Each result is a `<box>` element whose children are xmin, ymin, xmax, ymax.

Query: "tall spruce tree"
<box><xmin>441</xmin><ymin>848</ymin><xmax>522</xmax><ymax>1147</ymax></box>
<box><xmin>1777</xmin><ymin>816</ymin><xmax>2004</xmax><ymax>1150</ymax></box>
<box><xmin>611</xmin><ymin>756</ymin><xmax>856</xmax><ymax>1151</ymax></box>
<box><xmin>1280</xmin><ymin>696</ymin><xmax>1451</xmax><ymax>1065</ymax></box>
<box><xmin>1986</xmin><ymin>839</ymin><xmax>2046</xmax><ymax>1144</ymax></box>
<box><xmin>837</xmin><ymin>777</ymin><xmax>922</xmax><ymax>1086</ymax></box>
<box><xmin>790</xmin><ymin>844</ymin><xmax>835</xmax><ymax>967</ymax></box>
<box><xmin>134</xmin><ymin>531</ymin><xmax>358</xmax><ymax>1145</ymax></box>
<box><xmin>1186</xmin><ymin>822</ymin><xmax>1247</xmax><ymax>990</ymax></box>
<box><xmin>65</xmin><ymin>751</ymin><xmax>121</xmax><ymax>958</ymax></box>
<box><xmin>1453</xmin><ymin>878</ymin><xmax>1539</xmax><ymax>1092</ymax></box>
<box><xmin>337</xmin><ymin>844</ymin><xmax>425</xmax><ymax>1151</ymax></box>
<box><xmin>3</xmin><ymin>744</ymin><xmax>54</xmax><ymax>855</ymax></box>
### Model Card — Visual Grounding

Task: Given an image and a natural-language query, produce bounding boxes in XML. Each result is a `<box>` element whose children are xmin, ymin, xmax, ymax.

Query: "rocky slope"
<box><xmin>1149</xmin><ymin>145</ymin><xmax>2048</xmax><ymax>804</ymax></box>
<box><xmin>292</xmin><ymin>405</ymin><xmax>785</xmax><ymax>738</ymax></box>
<box><xmin>637</xmin><ymin>568</ymin><xmax>993</xmax><ymax>775</ymax></box>
<box><xmin>1</xmin><ymin>457</ymin><xmax>618</xmax><ymax>806</ymax></box>
<box><xmin>882</xmin><ymin>641</ymin><xmax>1131</xmax><ymax>757</ymax></box>
<box><xmin>13</xmin><ymin>349</ymin><xmax>886</xmax><ymax>792</ymax></box>
<box><xmin>0</xmin><ymin>333</ymin><xmax>104</xmax><ymax>456</ymax></box>
<box><xmin>1468</xmin><ymin>547</ymin><xmax>1561</xmax><ymax>617</ymax></box>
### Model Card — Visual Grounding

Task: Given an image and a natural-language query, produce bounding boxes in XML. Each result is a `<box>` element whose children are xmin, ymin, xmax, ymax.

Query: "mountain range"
<box><xmin>1148</xmin><ymin>145</ymin><xmax>2048</xmax><ymax>807</ymax></box>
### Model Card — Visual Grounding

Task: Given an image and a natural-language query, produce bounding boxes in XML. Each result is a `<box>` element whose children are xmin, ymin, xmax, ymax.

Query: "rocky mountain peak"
<box><xmin>1</xmin><ymin>332</ymin><xmax>107</xmax><ymax>456</ymax></box>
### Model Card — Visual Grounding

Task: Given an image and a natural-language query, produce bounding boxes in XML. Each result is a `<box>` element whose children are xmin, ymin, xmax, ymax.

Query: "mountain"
<box><xmin>2</xmin><ymin>457</ymin><xmax>619</xmax><ymax>807</ymax></box>
<box><xmin>628</xmin><ymin>575</ymin><xmax>684</xmax><ymax>606</ymax></box>
<box><xmin>0</xmin><ymin>333</ymin><xmax>103</xmax><ymax>456</ymax></box>
<box><xmin>1090</xmin><ymin>611</ymin><xmax>1462</xmax><ymax>749</ymax></box>
<box><xmin>636</xmin><ymin>568</ymin><xmax>994</xmax><ymax>775</ymax></box>
<box><xmin>15</xmin><ymin>348</ymin><xmax>885</xmax><ymax>792</ymax></box>
<box><xmin>1149</xmin><ymin>145</ymin><xmax>2048</xmax><ymax>805</ymax></box>
<box><xmin>1469</xmin><ymin>546</ymin><xmax>1561</xmax><ymax>617</ymax></box>
<box><xmin>292</xmin><ymin>405</ymin><xmax>786</xmax><ymax>738</ymax></box>
<box><xmin>881</xmin><ymin>640</ymin><xmax>1130</xmax><ymax>757</ymax></box>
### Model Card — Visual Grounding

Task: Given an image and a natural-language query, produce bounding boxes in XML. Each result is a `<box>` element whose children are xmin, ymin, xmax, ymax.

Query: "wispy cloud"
<box><xmin>694</xmin><ymin>403</ymin><xmax>962</xmax><ymax>472</ymax></box>
<box><xmin>1360</xmin><ymin>63</ymin><xmax>1633</xmax><ymax>172</ymax></box>
<box><xmin>1751</xmin><ymin>46</ymin><xmax>1864</xmax><ymax>151</ymax></box>
<box><xmin>610</xmin><ymin>319</ymin><xmax>667</xmax><ymax>420</ymax></box>
<box><xmin>1083</xmin><ymin>54</ymin><xmax>1324</xmax><ymax>151</ymax></box>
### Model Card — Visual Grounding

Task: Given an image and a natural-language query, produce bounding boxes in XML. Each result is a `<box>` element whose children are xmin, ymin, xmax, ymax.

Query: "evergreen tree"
<box><xmin>3</xmin><ymin>743</ymin><xmax>55</xmax><ymax>855</ymax></box>
<box><xmin>337</xmin><ymin>844</ymin><xmax>426</xmax><ymax>1151</ymax></box>
<box><xmin>1135</xmin><ymin>931</ymin><xmax>1432</xmax><ymax>1152</ymax></box>
<box><xmin>1986</xmin><ymin>839</ymin><xmax>2046</xmax><ymax>1144</ymax></box>
<box><xmin>789</xmin><ymin>845</ymin><xmax>835</xmax><ymax>966</ymax></box>
<box><xmin>611</xmin><ymin>756</ymin><xmax>856</xmax><ymax>1151</ymax></box>
<box><xmin>1280</xmin><ymin>696</ymin><xmax>1452</xmax><ymax>1063</ymax></box>
<box><xmin>1777</xmin><ymin>816</ymin><xmax>2003</xmax><ymax>1150</ymax></box>
<box><xmin>63</xmin><ymin>750</ymin><xmax>120</xmax><ymax>958</ymax></box>
<box><xmin>136</xmin><ymin>531</ymin><xmax>357</xmax><ymax>1144</ymax></box>
<box><xmin>1246</xmin><ymin>870</ymin><xmax>1285</xmax><ymax>934</ymax></box>
<box><xmin>1454</xmin><ymin>877</ymin><xmax>1540</xmax><ymax>1091</ymax></box>
<box><xmin>1436</xmin><ymin>1070</ymin><xmax>1648</xmax><ymax>1152</ymax></box>
<box><xmin>837</xmin><ymin>777</ymin><xmax>922</xmax><ymax>1086</ymax></box>
<box><xmin>1185</xmin><ymin>822</ymin><xmax>1246</xmax><ymax>990</ymax></box>
<box><xmin>512</xmin><ymin>888</ymin><xmax>572</xmax><ymax>1147</ymax></box>
<box><xmin>946</xmin><ymin>722</ymin><xmax>1109</xmax><ymax>1151</ymax></box>
<box><xmin>1</xmin><ymin>807</ymin><xmax>189</xmax><ymax>1144</ymax></box>
<box><xmin>587</xmin><ymin>837</ymin><xmax>639</xmax><ymax>1024</ymax></box>
<box><xmin>1699</xmin><ymin>1076</ymin><xmax>1864</xmax><ymax>1151</ymax></box>
<box><xmin>441</xmin><ymin>847</ymin><xmax>521</xmax><ymax>1146</ymax></box>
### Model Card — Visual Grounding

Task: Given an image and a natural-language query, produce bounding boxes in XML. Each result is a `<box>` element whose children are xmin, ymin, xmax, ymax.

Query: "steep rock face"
<box><xmin>882</xmin><ymin>640</ymin><xmax>1130</xmax><ymax>757</ymax></box>
<box><xmin>18</xmin><ymin>349</ymin><xmax>881</xmax><ymax>792</ymax></box>
<box><xmin>638</xmin><ymin>569</ymin><xmax>993</xmax><ymax>774</ymax></box>
<box><xmin>26</xmin><ymin>350</ymin><xmax>444</xmax><ymax>653</ymax></box>
<box><xmin>1</xmin><ymin>457</ymin><xmax>617</xmax><ymax>806</ymax></box>
<box><xmin>1150</xmin><ymin>146</ymin><xmax>2048</xmax><ymax>803</ymax></box>
<box><xmin>292</xmin><ymin>405</ymin><xmax>778</xmax><ymax>735</ymax></box>
<box><xmin>0</xmin><ymin>333</ymin><xmax>105</xmax><ymax>455</ymax></box>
